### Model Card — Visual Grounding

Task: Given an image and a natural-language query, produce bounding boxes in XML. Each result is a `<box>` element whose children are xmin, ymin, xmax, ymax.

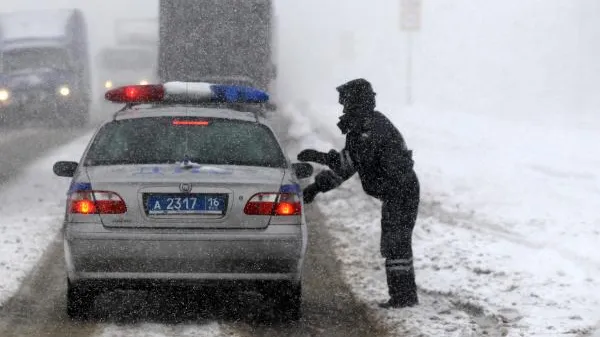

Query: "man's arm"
<box><xmin>296</xmin><ymin>149</ymin><xmax>329</xmax><ymax>166</ymax></box>
<box><xmin>297</xmin><ymin>148</ymin><xmax>356</xmax><ymax>179</ymax></box>
<box><xmin>323</xmin><ymin>148</ymin><xmax>357</xmax><ymax>180</ymax></box>
<box><xmin>301</xmin><ymin>148</ymin><xmax>357</xmax><ymax>204</ymax></box>
<box><xmin>302</xmin><ymin>169</ymin><xmax>354</xmax><ymax>204</ymax></box>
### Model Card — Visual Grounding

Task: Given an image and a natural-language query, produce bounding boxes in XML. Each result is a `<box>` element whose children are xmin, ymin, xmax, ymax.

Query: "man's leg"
<box><xmin>383</xmin><ymin>239</ymin><xmax>418</xmax><ymax>307</ymax></box>
<box><xmin>379</xmin><ymin>196</ymin><xmax>419</xmax><ymax>308</ymax></box>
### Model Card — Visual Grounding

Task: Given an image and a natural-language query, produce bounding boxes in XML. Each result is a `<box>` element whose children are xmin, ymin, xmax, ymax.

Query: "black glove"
<box><xmin>314</xmin><ymin>170</ymin><xmax>345</xmax><ymax>191</ymax></box>
<box><xmin>297</xmin><ymin>149</ymin><xmax>328</xmax><ymax>165</ymax></box>
<box><xmin>302</xmin><ymin>184</ymin><xmax>320</xmax><ymax>204</ymax></box>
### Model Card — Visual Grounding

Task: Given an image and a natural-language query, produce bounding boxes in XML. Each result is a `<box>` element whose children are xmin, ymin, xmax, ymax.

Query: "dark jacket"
<box><xmin>316</xmin><ymin>109</ymin><xmax>418</xmax><ymax>200</ymax></box>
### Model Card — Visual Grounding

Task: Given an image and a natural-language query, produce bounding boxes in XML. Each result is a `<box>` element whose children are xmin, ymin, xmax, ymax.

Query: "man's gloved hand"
<box><xmin>302</xmin><ymin>184</ymin><xmax>320</xmax><ymax>204</ymax></box>
<box><xmin>297</xmin><ymin>149</ymin><xmax>328</xmax><ymax>165</ymax></box>
<box><xmin>314</xmin><ymin>170</ymin><xmax>344</xmax><ymax>190</ymax></box>
<box><xmin>302</xmin><ymin>170</ymin><xmax>344</xmax><ymax>204</ymax></box>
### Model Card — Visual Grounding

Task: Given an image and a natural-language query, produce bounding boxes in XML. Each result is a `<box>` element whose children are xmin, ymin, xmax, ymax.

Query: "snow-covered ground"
<box><xmin>282</xmin><ymin>101</ymin><xmax>600</xmax><ymax>337</ymax></box>
<box><xmin>0</xmin><ymin>133</ymin><xmax>90</xmax><ymax>304</ymax></box>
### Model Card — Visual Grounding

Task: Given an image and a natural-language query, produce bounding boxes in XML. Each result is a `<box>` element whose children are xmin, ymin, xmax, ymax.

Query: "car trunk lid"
<box><xmin>84</xmin><ymin>164</ymin><xmax>285</xmax><ymax>229</ymax></box>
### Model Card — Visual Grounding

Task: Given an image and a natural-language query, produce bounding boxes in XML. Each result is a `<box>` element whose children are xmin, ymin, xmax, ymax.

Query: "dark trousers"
<box><xmin>380</xmin><ymin>178</ymin><xmax>420</xmax><ymax>303</ymax></box>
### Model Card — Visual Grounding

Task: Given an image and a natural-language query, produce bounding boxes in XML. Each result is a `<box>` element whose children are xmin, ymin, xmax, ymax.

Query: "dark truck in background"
<box><xmin>96</xmin><ymin>18</ymin><xmax>158</xmax><ymax>113</ymax></box>
<box><xmin>0</xmin><ymin>9</ymin><xmax>91</xmax><ymax>127</ymax></box>
<box><xmin>158</xmin><ymin>0</ymin><xmax>276</xmax><ymax>92</ymax></box>
<box><xmin>99</xmin><ymin>18</ymin><xmax>158</xmax><ymax>91</ymax></box>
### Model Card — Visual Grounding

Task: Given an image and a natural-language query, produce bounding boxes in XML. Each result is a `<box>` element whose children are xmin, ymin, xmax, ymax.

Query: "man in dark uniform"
<box><xmin>297</xmin><ymin>78</ymin><xmax>420</xmax><ymax>308</ymax></box>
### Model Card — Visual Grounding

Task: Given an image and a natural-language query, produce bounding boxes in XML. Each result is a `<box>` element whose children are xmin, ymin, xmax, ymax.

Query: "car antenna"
<box><xmin>112</xmin><ymin>103</ymin><xmax>138</xmax><ymax>121</ymax></box>
<box><xmin>253</xmin><ymin>107</ymin><xmax>260</xmax><ymax>123</ymax></box>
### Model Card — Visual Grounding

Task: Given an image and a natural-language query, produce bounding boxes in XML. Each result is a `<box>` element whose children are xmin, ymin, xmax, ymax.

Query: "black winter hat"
<box><xmin>336</xmin><ymin>78</ymin><xmax>376</xmax><ymax>98</ymax></box>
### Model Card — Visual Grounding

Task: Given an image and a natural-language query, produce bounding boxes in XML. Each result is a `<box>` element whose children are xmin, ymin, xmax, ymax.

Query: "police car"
<box><xmin>53</xmin><ymin>82</ymin><xmax>312</xmax><ymax>320</ymax></box>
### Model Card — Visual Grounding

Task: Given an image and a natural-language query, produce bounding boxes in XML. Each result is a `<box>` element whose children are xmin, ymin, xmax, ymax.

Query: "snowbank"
<box><xmin>281</xmin><ymin>101</ymin><xmax>600</xmax><ymax>336</ymax></box>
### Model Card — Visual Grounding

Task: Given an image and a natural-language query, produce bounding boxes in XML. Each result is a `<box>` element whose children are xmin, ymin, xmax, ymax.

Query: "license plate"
<box><xmin>146</xmin><ymin>194</ymin><xmax>226</xmax><ymax>215</ymax></box>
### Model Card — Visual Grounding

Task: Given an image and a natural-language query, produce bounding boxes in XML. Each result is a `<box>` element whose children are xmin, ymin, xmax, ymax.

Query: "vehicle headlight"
<box><xmin>59</xmin><ymin>86</ymin><xmax>70</xmax><ymax>96</ymax></box>
<box><xmin>0</xmin><ymin>89</ymin><xmax>9</xmax><ymax>101</ymax></box>
<box><xmin>139</xmin><ymin>80</ymin><xmax>148</xmax><ymax>85</ymax></box>
<box><xmin>105</xmin><ymin>80</ymin><xmax>113</xmax><ymax>89</ymax></box>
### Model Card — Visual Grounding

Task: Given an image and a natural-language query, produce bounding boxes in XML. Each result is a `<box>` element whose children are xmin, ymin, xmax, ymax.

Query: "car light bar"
<box><xmin>104</xmin><ymin>81</ymin><xmax>269</xmax><ymax>104</ymax></box>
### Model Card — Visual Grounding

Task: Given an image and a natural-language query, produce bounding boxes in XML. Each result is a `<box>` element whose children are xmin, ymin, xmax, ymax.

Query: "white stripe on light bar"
<box><xmin>163</xmin><ymin>81</ymin><xmax>214</xmax><ymax>100</ymax></box>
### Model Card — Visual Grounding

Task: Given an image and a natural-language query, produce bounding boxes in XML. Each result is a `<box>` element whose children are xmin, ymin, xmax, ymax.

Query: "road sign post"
<box><xmin>400</xmin><ymin>0</ymin><xmax>421</xmax><ymax>105</ymax></box>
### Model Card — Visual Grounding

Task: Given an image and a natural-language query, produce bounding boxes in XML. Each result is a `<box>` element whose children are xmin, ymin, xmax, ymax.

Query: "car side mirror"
<box><xmin>53</xmin><ymin>161</ymin><xmax>78</xmax><ymax>177</ymax></box>
<box><xmin>292</xmin><ymin>162</ymin><xmax>313</xmax><ymax>179</ymax></box>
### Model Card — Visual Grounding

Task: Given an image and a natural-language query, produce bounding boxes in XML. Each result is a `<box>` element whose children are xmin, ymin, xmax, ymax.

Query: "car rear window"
<box><xmin>84</xmin><ymin>117</ymin><xmax>287</xmax><ymax>168</ymax></box>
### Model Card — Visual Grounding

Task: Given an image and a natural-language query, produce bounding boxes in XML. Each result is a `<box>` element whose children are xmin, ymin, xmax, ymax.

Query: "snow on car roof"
<box><xmin>0</xmin><ymin>9</ymin><xmax>75</xmax><ymax>41</ymax></box>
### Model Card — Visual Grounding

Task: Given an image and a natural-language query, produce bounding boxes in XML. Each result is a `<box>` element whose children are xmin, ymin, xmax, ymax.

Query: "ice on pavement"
<box><xmin>0</xmin><ymin>133</ymin><xmax>92</xmax><ymax>305</ymax></box>
<box><xmin>283</xmin><ymin>101</ymin><xmax>600</xmax><ymax>336</ymax></box>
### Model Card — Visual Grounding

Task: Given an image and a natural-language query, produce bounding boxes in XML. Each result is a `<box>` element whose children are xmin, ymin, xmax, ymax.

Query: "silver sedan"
<box><xmin>53</xmin><ymin>104</ymin><xmax>313</xmax><ymax>321</ymax></box>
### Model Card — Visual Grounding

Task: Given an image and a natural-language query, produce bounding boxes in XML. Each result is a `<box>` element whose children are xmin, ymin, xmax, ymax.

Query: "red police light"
<box><xmin>105</xmin><ymin>84</ymin><xmax>165</xmax><ymax>103</ymax></box>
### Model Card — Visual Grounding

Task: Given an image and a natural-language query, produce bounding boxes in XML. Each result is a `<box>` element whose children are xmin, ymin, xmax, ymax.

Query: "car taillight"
<box><xmin>68</xmin><ymin>191</ymin><xmax>127</xmax><ymax>214</ymax></box>
<box><xmin>243</xmin><ymin>193</ymin><xmax>301</xmax><ymax>216</ymax></box>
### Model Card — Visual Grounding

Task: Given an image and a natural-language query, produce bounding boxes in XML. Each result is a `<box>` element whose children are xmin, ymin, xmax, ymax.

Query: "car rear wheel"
<box><xmin>268</xmin><ymin>281</ymin><xmax>302</xmax><ymax>321</ymax></box>
<box><xmin>66</xmin><ymin>280</ymin><xmax>97</xmax><ymax>320</ymax></box>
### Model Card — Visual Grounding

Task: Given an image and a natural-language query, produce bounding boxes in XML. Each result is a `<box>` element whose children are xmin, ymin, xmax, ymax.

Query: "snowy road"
<box><xmin>0</xmin><ymin>204</ymin><xmax>386</xmax><ymax>337</ymax></box>
<box><xmin>0</xmin><ymin>127</ymin><xmax>84</xmax><ymax>184</ymax></box>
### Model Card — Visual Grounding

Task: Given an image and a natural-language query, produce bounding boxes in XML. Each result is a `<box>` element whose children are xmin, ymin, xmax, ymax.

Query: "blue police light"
<box><xmin>209</xmin><ymin>84</ymin><xmax>269</xmax><ymax>103</ymax></box>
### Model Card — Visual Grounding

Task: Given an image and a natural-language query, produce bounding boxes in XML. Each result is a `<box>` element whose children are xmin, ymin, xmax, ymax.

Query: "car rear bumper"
<box><xmin>64</xmin><ymin>223</ymin><xmax>306</xmax><ymax>284</ymax></box>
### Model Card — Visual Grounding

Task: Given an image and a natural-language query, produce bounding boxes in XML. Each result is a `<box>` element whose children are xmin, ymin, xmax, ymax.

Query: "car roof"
<box><xmin>111</xmin><ymin>104</ymin><xmax>268</xmax><ymax>124</ymax></box>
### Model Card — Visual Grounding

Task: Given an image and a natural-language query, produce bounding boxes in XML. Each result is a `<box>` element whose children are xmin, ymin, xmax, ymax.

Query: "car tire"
<box><xmin>271</xmin><ymin>281</ymin><xmax>302</xmax><ymax>321</ymax></box>
<box><xmin>66</xmin><ymin>280</ymin><xmax>96</xmax><ymax>320</ymax></box>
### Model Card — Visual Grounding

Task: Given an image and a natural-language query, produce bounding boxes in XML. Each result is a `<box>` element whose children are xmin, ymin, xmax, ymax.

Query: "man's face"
<box><xmin>338</xmin><ymin>91</ymin><xmax>350</xmax><ymax>107</ymax></box>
